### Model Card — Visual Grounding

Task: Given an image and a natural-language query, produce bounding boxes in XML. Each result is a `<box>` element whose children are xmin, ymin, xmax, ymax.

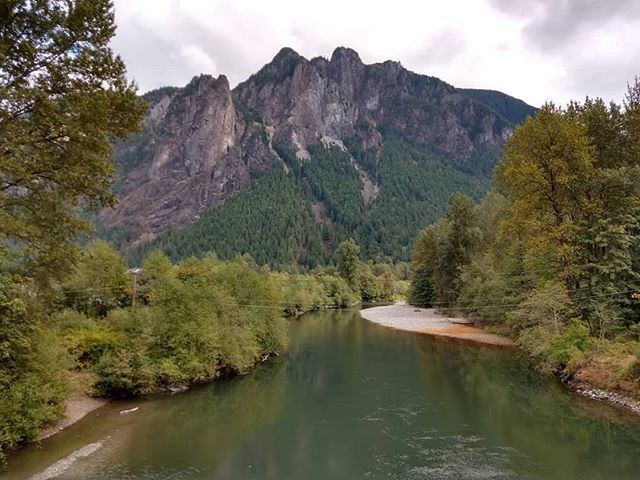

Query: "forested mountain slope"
<box><xmin>129</xmin><ymin>138</ymin><xmax>491</xmax><ymax>266</ymax></box>
<box><xmin>458</xmin><ymin>88</ymin><xmax>537</xmax><ymax>125</ymax></box>
<box><xmin>100</xmin><ymin>47</ymin><xmax>535</xmax><ymax>264</ymax></box>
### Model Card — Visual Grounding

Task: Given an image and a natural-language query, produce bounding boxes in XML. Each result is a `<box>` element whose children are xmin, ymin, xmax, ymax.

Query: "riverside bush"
<box><xmin>64</xmin><ymin>249</ymin><xmax>351</xmax><ymax>397</ymax></box>
<box><xmin>0</xmin><ymin>292</ymin><xmax>67</xmax><ymax>462</ymax></box>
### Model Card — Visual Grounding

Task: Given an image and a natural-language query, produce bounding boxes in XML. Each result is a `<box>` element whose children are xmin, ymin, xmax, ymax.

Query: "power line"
<box><xmin>46</xmin><ymin>278</ymin><xmax>640</xmax><ymax>312</ymax></box>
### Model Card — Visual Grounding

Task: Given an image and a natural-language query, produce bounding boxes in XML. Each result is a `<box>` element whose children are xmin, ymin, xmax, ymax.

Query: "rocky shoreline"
<box><xmin>37</xmin><ymin>396</ymin><xmax>108</xmax><ymax>442</ymax></box>
<box><xmin>569</xmin><ymin>381</ymin><xmax>640</xmax><ymax>415</ymax></box>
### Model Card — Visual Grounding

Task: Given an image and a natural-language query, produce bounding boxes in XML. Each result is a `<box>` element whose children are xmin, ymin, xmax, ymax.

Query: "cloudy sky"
<box><xmin>111</xmin><ymin>0</ymin><xmax>640</xmax><ymax>107</ymax></box>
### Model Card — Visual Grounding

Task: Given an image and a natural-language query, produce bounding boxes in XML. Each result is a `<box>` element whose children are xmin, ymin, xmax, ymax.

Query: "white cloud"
<box><xmin>179</xmin><ymin>45</ymin><xmax>217</xmax><ymax>74</ymax></box>
<box><xmin>111</xmin><ymin>0</ymin><xmax>640</xmax><ymax>107</ymax></box>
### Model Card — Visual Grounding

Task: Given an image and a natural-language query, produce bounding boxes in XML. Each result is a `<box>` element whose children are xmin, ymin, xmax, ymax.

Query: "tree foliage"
<box><xmin>337</xmin><ymin>238</ymin><xmax>360</xmax><ymax>290</ymax></box>
<box><xmin>409</xmin><ymin>80</ymin><xmax>640</xmax><ymax>383</ymax></box>
<box><xmin>0</xmin><ymin>0</ymin><xmax>145</xmax><ymax>284</ymax></box>
<box><xmin>130</xmin><ymin>168</ymin><xmax>326</xmax><ymax>269</ymax></box>
<box><xmin>0</xmin><ymin>248</ymin><xmax>66</xmax><ymax>462</ymax></box>
<box><xmin>497</xmin><ymin>104</ymin><xmax>595</xmax><ymax>281</ymax></box>
<box><xmin>127</xmin><ymin>136</ymin><xmax>491</xmax><ymax>266</ymax></box>
<box><xmin>411</xmin><ymin>193</ymin><xmax>482</xmax><ymax>306</ymax></box>
<box><xmin>0</xmin><ymin>0</ymin><xmax>143</xmax><ymax>461</ymax></box>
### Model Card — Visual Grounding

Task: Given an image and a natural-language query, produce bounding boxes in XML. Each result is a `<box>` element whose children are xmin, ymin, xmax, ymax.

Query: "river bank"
<box><xmin>37</xmin><ymin>396</ymin><xmax>108</xmax><ymax>442</ymax></box>
<box><xmin>27</xmin><ymin>303</ymin><xmax>341</xmax><ymax>447</ymax></box>
<box><xmin>361</xmin><ymin>302</ymin><xmax>640</xmax><ymax>416</ymax></box>
<box><xmin>34</xmin><ymin>373</ymin><xmax>108</xmax><ymax>442</ymax></box>
<box><xmin>360</xmin><ymin>302</ymin><xmax>513</xmax><ymax>346</ymax></box>
<box><xmin>33</xmin><ymin>350</ymin><xmax>282</xmax><ymax>446</ymax></box>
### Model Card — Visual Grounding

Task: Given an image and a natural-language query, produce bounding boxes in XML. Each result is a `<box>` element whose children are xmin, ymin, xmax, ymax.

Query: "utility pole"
<box><xmin>127</xmin><ymin>267</ymin><xmax>143</xmax><ymax>310</ymax></box>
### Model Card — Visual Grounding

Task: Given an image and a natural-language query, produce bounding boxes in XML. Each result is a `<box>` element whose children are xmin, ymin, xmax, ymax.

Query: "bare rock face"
<box><xmin>235</xmin><ymin>46</ymin><xmax>513</xmax><ymax>161</ymax></box>
<box><xmin>101</xmin><ymin>75</ymin><xmax>273</xmax><ymax>242</ymax></box>
<box><xmin>104</xmin><ymin>46</ymin><xmax>534</xmax><ymax>245</ymax></box>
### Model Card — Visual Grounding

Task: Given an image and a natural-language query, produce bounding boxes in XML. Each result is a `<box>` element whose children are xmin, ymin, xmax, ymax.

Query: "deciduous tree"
<box><xmin>0</xmin><ymin>0</ymin><xmax>145</xmax><ymax>284</ymax></box>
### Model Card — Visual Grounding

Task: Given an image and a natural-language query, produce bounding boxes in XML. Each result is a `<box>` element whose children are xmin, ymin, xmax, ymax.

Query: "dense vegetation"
<box><xmin>410</xmin><ymin>82</ymin><xmax>640</xmax><ymax>396</ymax></box>
<box><xmin>458</xmin><ymin>88</ymin><xmax>537</xmax><ymax>125</ymax></box>
<box><xmin>355</xmin><ymin>137</ymin><xmax>491</xmax><ymax>259</ymax></box>
<box><xmin>0</xmin><ymin>0</ymin><xmax>145</xmax><ymax>462</ymax></box>
<box><xmin>132</xmin><ymin>136</ymin><xmax>492</xmax><ymax>266</ymax></box>
<box><xmin>130</xmin><ymin>168</ymin><xmax>326</xmax><ymax>268</ymax></box>
<box><xmin>55</xmin><ymin>244</ymin><xmax>350</xmax><ymax>397</ymax></box>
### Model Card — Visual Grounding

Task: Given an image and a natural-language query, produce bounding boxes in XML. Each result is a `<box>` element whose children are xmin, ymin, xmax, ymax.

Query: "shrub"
<box><xmin>548</xmin><ymin>320</ymin><xmax>596</xmax><ymax>370</ymax></box>
<box><xmin>0</xmin><ymin>325</ymin><xmax>66</xmax><ymax>462</ymax></box>
<box><xmin>519</xmin><ymin>320</ymin><xmax>595</xmax><ymax>374</ymax></box>
<box><xmin>359</xmin><ymin>268</ymin><xmax>384</xmax><ymax>302</ymax></box>
<box><xmin>66</xmin><ymin>329</ymin><xmax>123</xmax><ymax>367</ymax></box>
<box><xmin>94</xmin><ymin>347</ymin><xmax>155</xmax><ymax>396</ymax></box>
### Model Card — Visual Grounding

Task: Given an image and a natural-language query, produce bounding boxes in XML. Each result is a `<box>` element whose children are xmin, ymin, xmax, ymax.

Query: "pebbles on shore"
<box><xmin>360</xmin><ymin>302</ymin><xmax>513</xmax><ymax>347</ymax></box>
<box><xmin>572</xmin><ymin>383</ymin><xmax>640</xmax><ymax>415</ymax></box>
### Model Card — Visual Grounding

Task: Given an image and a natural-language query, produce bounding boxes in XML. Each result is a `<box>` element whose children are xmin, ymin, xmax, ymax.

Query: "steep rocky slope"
<box><xmin>234</xmin><ymin>47</ymin><xmax>514</xmax><ymax>161</ymax></box>
<box><xmin>101</xmin><ymin>75</ymin><xmax>273</xmax><ymax>243</ymax></box>
<box><xmin>100</xmin><ymin>46</ymin><xmax>535</xmax><ymax>258</ymax></box>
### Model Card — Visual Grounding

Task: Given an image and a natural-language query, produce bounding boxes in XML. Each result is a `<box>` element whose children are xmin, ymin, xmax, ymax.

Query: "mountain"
<box><xmin>457</xmin><ymin>88</ymin><xmax>537</xmax><ymax>125</ymax></box>
<box><xmin>99</xmin><ymin>47</ymin><xmax>536</xmax><ymax>265</ymax></box>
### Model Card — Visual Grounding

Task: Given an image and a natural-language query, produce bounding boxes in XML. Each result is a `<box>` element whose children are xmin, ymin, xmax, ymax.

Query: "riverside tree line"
<box><xmin>410</xmin><ymin>83</ymin><xmax>640</xmax><ymax>390</ymax></box>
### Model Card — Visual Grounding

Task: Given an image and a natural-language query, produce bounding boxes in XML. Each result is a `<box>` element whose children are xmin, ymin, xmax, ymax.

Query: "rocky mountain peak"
<box><xmin>234</xmin><ymin>46</ymin><xmax>516</xmax><ymax>162</ymax></box>
<box><xmin>184</xmin><ymin>73</ymin><xmax>231</xmax><ymax>96</ymax></box>
<box><xmin>273</xmin><ymin>46</ymin><xmax>302</xmax><ymax>62</ymax></box>
<box><xmin>251</xmin><ymin>46</ymin><xmax>304</xmax><ymax>84</ymax></box>
<box><xmin>330</xmin><ymin>46</ymin><xmax>362</xmax><ymax>65</ymax></box>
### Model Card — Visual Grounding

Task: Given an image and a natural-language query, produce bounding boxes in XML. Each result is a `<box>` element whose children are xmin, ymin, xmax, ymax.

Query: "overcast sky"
<box><xmin>111</xmin><ymin>0</ymin><xmax>640</xmax><ymax>107</ymax></box>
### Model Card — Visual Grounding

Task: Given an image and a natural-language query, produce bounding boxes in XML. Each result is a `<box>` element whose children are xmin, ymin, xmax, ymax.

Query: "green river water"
<box><xmin>3</xmin><ymin>309</ymin><xmax>640</xmax><ymax>479</ymax></box>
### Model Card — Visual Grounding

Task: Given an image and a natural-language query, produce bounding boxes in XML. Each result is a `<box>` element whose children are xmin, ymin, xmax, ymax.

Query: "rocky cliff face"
<box><xmin>101</xmin><ymin>74</ymin><xmax>273</xmax><ymax>242</ymax></box>
<box><xmin>235</xmin><ymin>47</ymin><xmax>513</xmax><ymax>161</ymax></box>
<box><xmin>101</xmin><ymin>46</ymin><xmax>534</xmax><ymax>245</ymax></box>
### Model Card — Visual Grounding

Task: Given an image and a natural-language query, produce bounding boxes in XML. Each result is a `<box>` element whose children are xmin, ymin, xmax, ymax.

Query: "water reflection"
<box><xmin>3</xmin><ymin>309</ymin><xmax>640</xmax><ymax>480</ymax></box>
<box><xmin>2</xmin><ymin>359</ymin><xmax>286</xmax><ymax>479</ymax></box>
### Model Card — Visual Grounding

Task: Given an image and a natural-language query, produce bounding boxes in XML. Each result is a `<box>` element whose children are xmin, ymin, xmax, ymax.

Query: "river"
<box><xmin>3</xmin><ymin>309</ymin><xmax>640</xmax><ymax>479</ymax></box>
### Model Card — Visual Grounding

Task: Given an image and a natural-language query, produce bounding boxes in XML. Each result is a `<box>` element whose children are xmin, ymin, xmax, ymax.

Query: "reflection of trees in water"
<box><xmin>412</xmin><ymin>337</ymin><xmax>640</xmax><ymax>479</ymax></box>
<box><xmin>100</xmin><ymin>358</ymin><xmax>287</xmax><ymax>476</ymax></box>
<box><xmin>214</xmin><ymin>309</ymin><xmax>412</xmax><ymax>480</ymax></box>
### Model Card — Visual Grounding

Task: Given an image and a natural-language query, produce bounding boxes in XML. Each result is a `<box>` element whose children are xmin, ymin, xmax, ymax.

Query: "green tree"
<box><xmin>61</xmin><ymin>240</ymin><xmax>129</xmax><ymax>316</ymax></box>
<box><xmin>337</xmin><ymin>238</ymin><xmax>360</xmax><ymax>290</ymax></box>
<box><xmin>409</xmin><ymin>194</ymin><xmax>481</xmax><ymax>307</ymax></box>
<box><xmin>408</xmin><ymin>263</ymin><xmax>434</xmax><ymax>306</ymax></box>
<box><xmin>0</xmin><ymin>0</ymin><xmax>144</xmax><ymax>459</ymax></box>
<box><xmin>0</xmin><ymin>248</ymin><xmax>65</xmax><ymax>461</ymax></box>
<box><xmin>0</xmin><ymin>0</ymin><xmax>145</xmax><ymax>285</ymax></box>
<box><xmin>358</xmin><ymin>265</ymin><xmax>384</xmax><ymax>302</ymax></box>
<box><xmin>497</xmin><ymin>104</ymin><xmax>594</xmax><ymax>282</ymax></box>
<box><xmin>564</xmin><ymin>88</ymin><xmax>640</xmax><ymax>331</ymax></box>
<box><xmin>499</xmin><ymin>89</ymin><xmax>640</xmax><ymax>334</ymax></box>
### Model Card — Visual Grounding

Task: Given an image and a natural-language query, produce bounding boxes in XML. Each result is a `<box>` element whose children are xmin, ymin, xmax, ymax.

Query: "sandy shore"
<box><xmin>37</xmin><ymin>393</ymin><xmax>108</xmax><ymax>441</ymax></box>
<box><xmin>360</xmin><ymin>302</ymin><xmax>513</xmax><ymax>347</ymax></box>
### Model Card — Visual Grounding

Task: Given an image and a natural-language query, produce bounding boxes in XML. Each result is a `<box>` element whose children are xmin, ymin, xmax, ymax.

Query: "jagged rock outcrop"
<box><xmin>235</xmin><ymin>46</ymin><xmax>514</xmax><ymax>161</ymax></box>
<box><xmin>101</xmin><ymin>74</ymin><xmax>273</xmax><ymax>242</ymax></box>
<box><xmin>102</xmin><ymin>46</ymin><xmax>535</xmax><ymax>245</ymax></box>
